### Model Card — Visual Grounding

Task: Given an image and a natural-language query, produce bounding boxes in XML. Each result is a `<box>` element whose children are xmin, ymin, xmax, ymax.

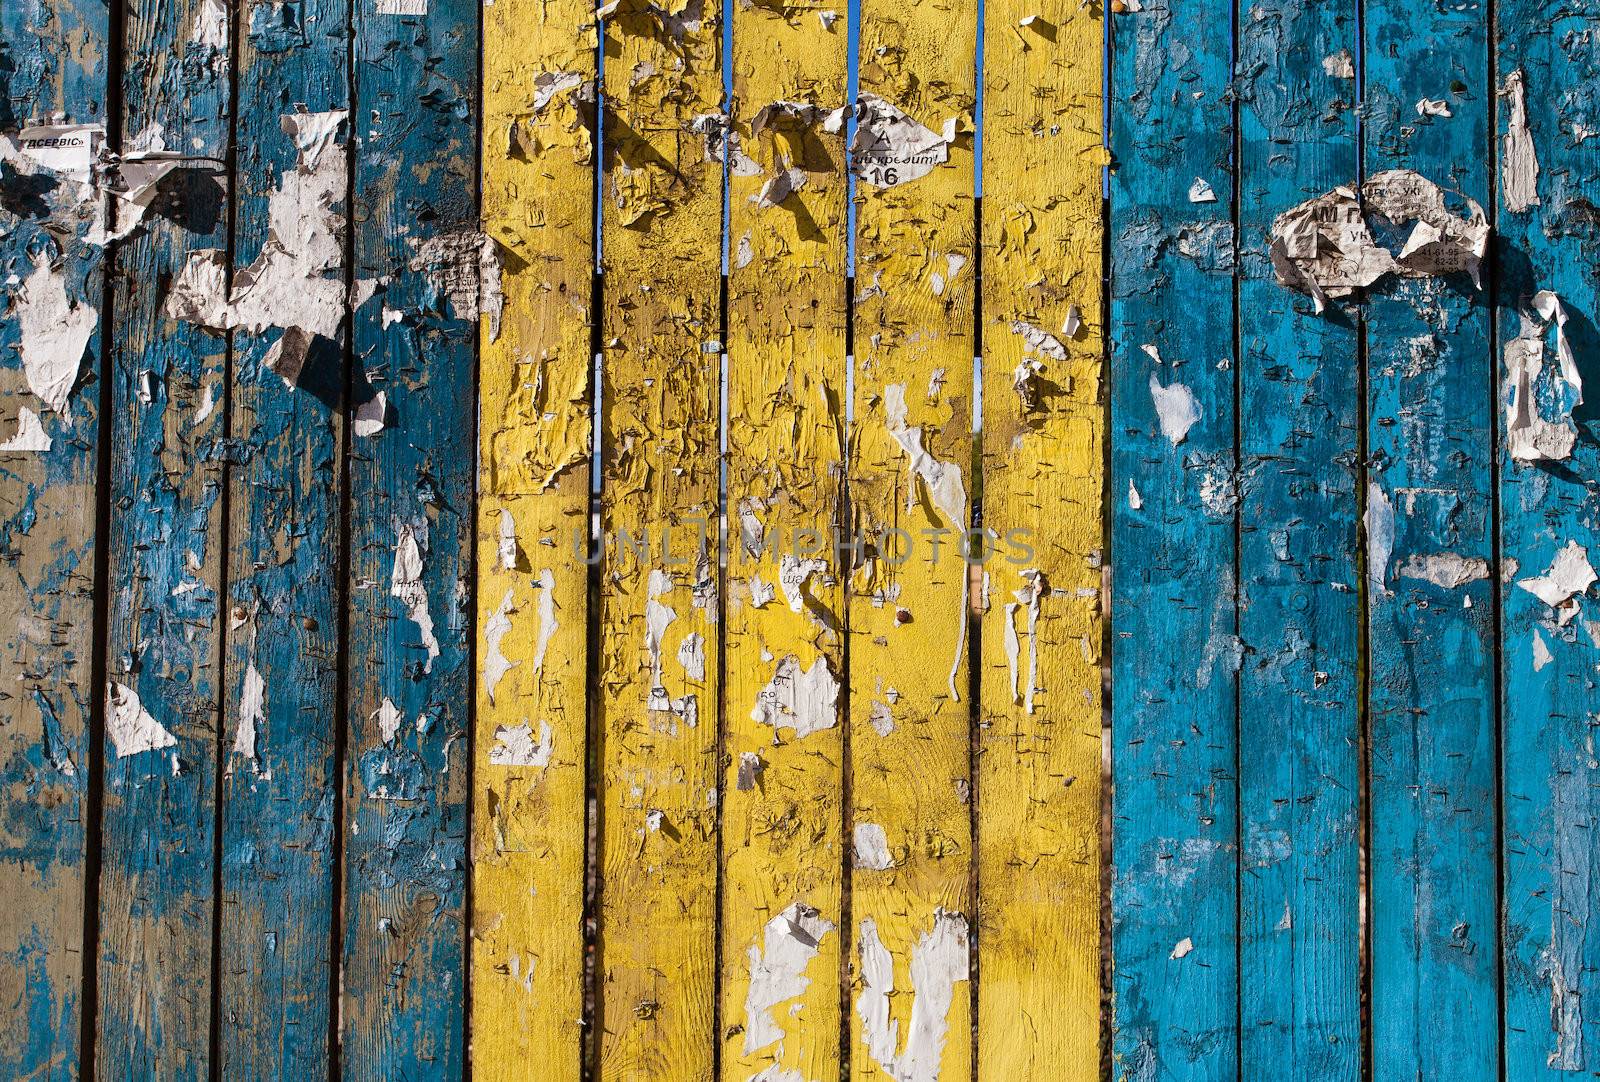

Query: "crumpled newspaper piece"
<box><xmin>1504</xmin><ymin>290</ymin><xmax>1583</xmax><ymax>463</ymax></box>
<box><xmin>1269</xmin><ymin>168</ymin><xmax>1489</xmax><ymax>312</ymax></box>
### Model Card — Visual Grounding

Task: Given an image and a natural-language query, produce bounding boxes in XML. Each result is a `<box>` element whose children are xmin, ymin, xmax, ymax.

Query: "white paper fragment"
<box><xmin>778</xmin><ymin>554</ymin><xmax>828</xmax><ymax>615</ymax></box>
<box><xmin>1505</xmin><ymin>294</ymin><xmax>1582</xmax><ymax>462</ymax></box>
<box><xmin>848</xmin><ymin>94</ymin><xmax>960</xmax><ymax>188</ymax></box>
<box><xmin>376</xmin><ymin>0</ymin><xmax>428</xmax><ymax>11</ymax></box>
<box><xmin>736</xmin><ymin>751</ymin><xmax>764</xmax><ymax>790</ymax></box>
<box><xmin>1171</xmin><ymin>937</ymin><xmax>1194</xmax><ymax>959</ymax></box>
<box><xmin>884</xmin><ymin>383</ymin><xmax>968</xmax><ymax>700</ymax></box>
<box><xmin>226</xmin><ymin>663</ymin><xmax>266</xmax><ymax>766</ymax></box>
<box><xmin>532</xmin><ymin>569</ymin><xmax>559</xmax><ymax>675</ymax></box>
<box><xmin>818</xmin><ymin>8</ymin><xmax>839</xmax><ymax>28</ymax></box>
<box><xmin>857</xmin><ymin>911</ymin><xmax>970</xmax><ymax>1082</ymax></box>
<box><xmin>106</xmin><ymin>682</ymin><xmax>178</xmax><ymax>758</ymax></box>
<box><xmin>677</xmin><ymin>632</ymin><xmax>706</xmax><ymax>681</ymax></box>
<box><xmin>1061</xmin><ymin>304</ymin><xmax>1082</xmax><ymax>339</ymax></box>
<box><xmin>408</xmin><ymin>230</ymin><xmax>505</xmax><ymax>340</ymax></box>
<box><xmin>12</xmin><ymin>123</ymin><xmax>103</xmax><ymax>181</ymax></box>
<box><xmin>13</xmin><ymin>255</ymin><xmax>97</xmax><ymax>423</ymax></box>
<box><xmin>1533</xmin><ymin>630</ymin><xmax>1553</xmax><ymax>672</ymax></box>
<box><xmin>0</xmin><ymin>407</ymin><xmax>51</xmax><ymax>452</ymax></box>
<box><xmin>1270</xmin><ymin>170</ymin><xmax>1489</xmax><ymax>311</ymax></box>
<box><xmin>853</xmin><ymin>823</ymin><xmax>895</xmax><ymax>870</ymax></box>
<box><xmin>373</xmin><ymin>697</ymin><xmax>403</xmax><ymax>747</ymax></box>
<box><xmin>187</xmin><ymin>0</ymin><xmax>229</xmax><ymax>48</ymax></box>
<box><xmin>483</xmin><ymin>587</ymin><xmax>517</xmax><ymax>703</ymax></box>
<box><xmin>1003</xmin><ymin>569</ymin><xmax>1046</xmax><ymax>712</ymax></box>
<box><xmin>1500</xmin><ymin>70</ymin><xmax>1540</xmax><ymax>212</ymax></box>
<box><xmin>751</xmin><ymin>655</ymin><xmax>839</xmax><ymax>738</ymax></box>
<box><xmin>1128</xmin><ymin>480</ymin><xmax>1143</xmax><ymax>510</ymax></box>
<box><xmin>753</xmin><ymin>167</ymin><xmax>807</xmax><ymax>209</ymax></box>
<box><xmin>1416</xmin><ymin>98</ymin><xmax>1453</xmax><ymax>118</ymax></box>
<box><xmin>391</xmin><ymin>524</ymin><xmax>441</xmax><ymax>672</ymax></box>
<box><xmin>489</xmin><ymin>720</ymin><xmax>554</xmax><ymax>768</ymax></box>
<box><xmin>748</xmin><ymin>575</ymin><xmax>776</xmax><ymax>609</ymax></box>
<box><xmin>743</xmin><ymin>902</ymin><xmax>835</xmax><ymax>1056</ymax></box>
<box><xmin>644</xmin><ymin>568</ymin><xmax>678</xmax><ymax>690</ymax></box>
<box><xmin>1011</xmin><ymin>320</ymin><xmax>1068</xmax><ymax>361</ymax></box>
<box><xmin>353</xmin><ymin>391</ymin><xmax>387</xmax><ymax>437</ymax></box>
<box><xmin>687</xmin><ymin>112</ymin><xmax>761</xmax><ymax>177</ymax></box>
<box><xmin>1189</xmin><ymin>177</ymin><xmax>1217</xmax><ymax>203</ymax></box>
<box><xmin>869</xmin><ymin>700</ymin><xmax>895</xmax><ymax>736</ymax></box>
<box><xmin>498</xmin><ymin>509</ymin><xmax>519</xmax><ymax>570</ymax></box>
<box><xmin>1397</xmin><ymin>553</ymin><xmax>1490</xmax><ymax>588</ymax></box>
<box><xmin>1365</xmin><ymin>483</ymin><xmax>1394</xmax><ymax>596</ymax></box>
<box><xmin>166</xmin><ymin>111</ymin><xmax>378</xmax><ymax>378</ymax></box>
<box><xmin>1148</xmin><ymin>373</ymin><xmax>1200</xmax><ymax>445</ymax></box>
<box><xmin>1518</xmin><ymin>542</ymin><xmax>1597</xmax><ymax>609</ymax></box>
<box><xmin>1322</xmin><ymin>49</ymin><xmax>1356</xmax><ymax>78</ymax></box>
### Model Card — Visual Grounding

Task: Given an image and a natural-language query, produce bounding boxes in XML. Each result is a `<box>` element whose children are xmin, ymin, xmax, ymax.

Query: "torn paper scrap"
<box><xmin>1365</xmin><ymin>483</ymin><xmax>1394</xmax><ymax>596</ymax></box>
<box><xmin>1269</xmin><ymin>170</ymin><xmax>1488</xmax><ymax>310</ymax></box>
<box><xmin>13</xmin><ymin>254</ymin><xmax>97</xmax><ymax>423</ymax></box>
<box><xmin>1189</xmin><ymin>177</ymin><xmax>1217</xmax><ymax>203</ymax></box>
<box><xmin>1517</xmin><ymin>541</ymin><xmax>1596</xmax><ymax>610</ymax></box>
<box><xmin>488</xmin><ymin>720</ymin><xmax>554</xmax><ymax>768</ymax></box>
<box><xmin>686</xmin><ymin>111</ymin><xmax>761</xmax><ymax>176</ymax></box>
<box><xmin>848</xmin><ymin>94</ymin><xmax>961</xmax><ymax>188</ymax></box>
<box><xmin>407</xmin><ymin>230</ymin><xmax>506</xmax><ymax>340</ymax></box>
<box><xmin>234</xmin><ymin>663</ymin><xmax>266</xmax><ymax>763</ymax></box>
<box><xmin>0</xmin><ymin>407</ymin><xmax>51</xmax><ymax>452</ymax></box>
<box><xmin>751</xmin><ymin>655</ymin><xmax>839</xmax><ymax>738</ymax></box>
<box><xmin>483</xmin><ymin>587</ymin><xmax>517</xmax><ymax>703</ymax></box>
<box><xmin>1322</xmin><ymin>49</ymin><xmax>1355</xmax><ymax>78</ymax></box>
<box><xmin>856</xmin><ymin>911</ymin><xmax>970</xmax><ymax>1082</ymax></box>
<box><xmin>1148</xmin><ymin>373</ymin><xmax>1200</xmax><ymax>445</ymax></box>
<box><xmin>1505</xmin><ymin>293</ymin><xmax>1582</xmax><ymax>462</ymax></box>
<box><xmin>353</xmin><ymin>392</ymin><xmax>388</xmax><ymax>437</ymax></box>
<box><xmin>14</xmin><ymin>123</ymin><xmax>103</xmax><ymax>182</ymax></box>
<box><xmin>853</xmin><ymin>822</ymin><xmax>895</xmax><ymax>870</ymax></box>
<box><xmin>743</xmin><ymin>902</ymin><xmax>834</xmax><ymax>1056</ymax></box>
<box><xmin>1397</xmin><ymin>553</ymin><xmax>1491</xmax><ymax>589</ymax></box>
<box><xmin>1500</xmin><ymin>70</ymin><xmax>1540</xmax><ymax>212</ymax></box>
<box><xmin>106</xmin><ymin>682</ymin><xmax>178</xmax><ymax>758</ymax></box>
<box><xmin>391</xmin><ymin>523</ymin><xmax>441</xmax><ymax>672</ymax></box>
<box><xmin>532</xmin><ymin>569</ymin><xmax>559</xmax><ymax>675</ymax></box>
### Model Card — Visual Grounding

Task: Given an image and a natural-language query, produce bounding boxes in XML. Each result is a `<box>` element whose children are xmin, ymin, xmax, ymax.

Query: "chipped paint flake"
<box><xmin>376</xmin><ymin>697</ymin><xmax>404</xmax><ymax>746</ymax></box>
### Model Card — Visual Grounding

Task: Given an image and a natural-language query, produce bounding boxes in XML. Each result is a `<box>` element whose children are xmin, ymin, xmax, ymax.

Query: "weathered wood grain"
<box><xmin>94</xmin><ymin>0</ymin><xmax>232</xmax><ymax>1074</ymax></box>
<box><xmin>0</xmin><ymin>0</ymin><xmax>108</xmax><ymax>1075</ymax></box>
<box><xmin>595</xmin><ymin>0</ymin><xmax>723</xmax><ymax>1075</ymax></box>
<box><xmin>217</xmin><ymin>2</ymin><xmax>348</xmax><ymax>1077</ymax></box>
<box><xmin>847</xmin><ymin>1</ymin><xmax>976</xmax><ymax>1079</ymax></box>
<box><xmin>1108</xmin><ymin>1</ymin><xmax>1239</xmax><ymax>1077</ymax></box>
<box><xmin>976</xmin><ymin>0</ymin><xmax>1103</xmax><ymax>1074</ymax></box>
<box><xmin>1235</xmin><ymin>4</ymin><xmax>1363</xmax><ymax>1079</ymax></box>
<box><xmin>471</xmin><ymin>0</ymin><xmax>595</xmax><ymax>1079</ymax></box>
<box><xmin>343</xmin><ymin>1</ymin><xmax>477</xmax><ymax>1075</ymax></box>
<box><xmin>1496</xmin><ymin>0</ymin><xmax>1600</xmax><ymax>1073</ymax></box>
<box><xmin>719</xmin><ymin>5</ymin><xmax>848</xmax><ymax>1081</ymax></box>
<box><xmin>1363</xmin><ymin>9</ymin><xmax>1498</xmax><ymax>1081</ymax></box>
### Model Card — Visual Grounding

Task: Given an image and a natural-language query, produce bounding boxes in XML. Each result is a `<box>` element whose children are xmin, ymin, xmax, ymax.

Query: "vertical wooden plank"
<box><xmin>344</xmin><ymin>0</ymin><xmax>477</xmax><ymax>1074</ymax></box>
<box><xmin>1107</xmin><ymin>0</ymin><xmax>1239</xmax><ymax>1077</ymax></box>
<box><xmin>95</xmin><ymin>0</ymin><xmax>232</xmax><ymax>1073</ymax></box>
<box><xmin>720</xmin><ymin>5</ymin><xmax>848</xmax><ymax>1082</ymax></box>
<box><xmin>1363</xmin><ymin>6</ymin><xmax>1498</xmax><ymax>1080</ymax></box>
<box><xmin>847</xmin><ymin>0</ymin><xmax>976</xmax><ymax>1077</ymax></box>
<box><xmin>472</xmin><ymin>0</ymin><xmax>594</xmax><ymax>1077</ymax></box>
<box><xmin>0</xmin><ymin>0</ymin><xmax>108</xmax><ymax>1074</ymax></box>
<box><xmin>217</xmin><ymin>1</ymin><xmax>349</xmax><ymax>1076</ymax></box>
<box><xmin>1497</xmin><ymin>0</ymin><xmax>1600</xmax><ymax>1073</ymax></box>
<box><xmin>976</xmin><ymin>0</ymin><xmax>1103</xmax><ymax>1074</ymax></box>
<box><xmin>1235</xmin><ymin>2</ymin><xmax>1363</xmax><ymax>1078</ymax></box>
<box><xmin>595</xmin><ymin>0</ymin><xmax>723</xmax><ymax>1075</ymax></box>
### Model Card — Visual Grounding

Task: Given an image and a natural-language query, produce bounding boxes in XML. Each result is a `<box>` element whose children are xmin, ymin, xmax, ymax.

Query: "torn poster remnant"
<box><xmin>12</xmin><ymin>254</ymin><xmax>98</xmax><ymax>423</ymax></box>
<box><xmin>233</xmin><ymin>662</ymin><xmax>266</xmax><ymax>765</ymax></box>
<box><xmin>857</xmin><ymin>911</ymin><xmax>970</xmax><ymax>1082</ymax></box>
<box><xmin>847</xmin><ymin>93</ymin><xmax>962</xmax><ymax>188</ymax></box>
<box><xmin>853</xmin><ymin>822</ymin><xmax>896</xmax><ymax>870</ymax></box>
<box><xmin>407</xmin><ymin>229</ymin><xmax>505</xmax><ymax>340</ymax></box>
<box><xmin>165</xmin><ymin>110</ymin><xmax>377</xmax><ymax>379</ymax></box>
<box><xmin>1365</xmin><ymin>482</ymin><xmax>1395</xmax><ymax>596</ymax></box>
<box><xmin>1148</xmin><ymin>372</ymin><xmax>1200</xmax><ymax>445</ymax></box>
<box><xmin>483</xmin><ymin>587</ymin><xmax>516</xmax><ymax>703</ymax></box>
<box><xmin>1269</xmin><ymin>169</ymin><xmax>1489</xmax><ymax>312</ymax></box>
<box><xmin>1500</xmin><ymin>70</ymin><xmax>1540</xmax><ymax>213</ymax></box>
<box><xmin>742</xmin><ymin>902</ymin><xmax>834</xmax><ymax>1056</ymax></box>
<box><xmin>751</xmin><ymin>655</ymin><xmax>839</xmax><ymax>739</ymax></box>
<box><xmin>1517</xmin><ymin>541</ymin><xmax>1596</xmax><ymax>613</ymax></box>
<box><xmin>391</xmin><ymin>523</ymin><xmax>442</xmax><ymax>672</ymax></box>
<box><xmin>0</xmin><ymin>407</ymin><xmax>51</xmax><ymax>452</ymax></box>
<box><xmin>488</xmin><ymin>720</ymin><xmax>554</xmax><ymax>768</ymax></box>
<box><xmin>1505</xmin><ymin>291</ymin><xmax>1583</xmax><ymax>463</ymax></box>
<box><xmin>106</xmin><ymin>682</ymin><xmax>178</xmax><ymax>758</ymax></box>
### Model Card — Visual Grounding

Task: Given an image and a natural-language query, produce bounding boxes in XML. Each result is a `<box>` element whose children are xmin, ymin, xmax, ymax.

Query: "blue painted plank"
<box><xmin>1108</xmin><ymin>2</ymin><xmax>1240</xmax><ymax>1078</ymax></box>
<box><xmin>0</xmin><ymin>0</ymin><xmax>109</xmax><ymax>1075</ymax></box>
<box><xmin>1235</xmin><ymin>4</ymin><xmax>1362</xmax><ymax>1079</ymax></box>
<box><xmin>94</xmin><ymin>0</ymin><xmax>233</xmax><ymax>1075</ymax></box>
<box><xmin>1362</xmin><ymin>7</ymin><xmax>1500</xmax><ymax>1081</ymax></box>
<box><xmin>217</xmin><ymin>1</ymin><xmax>350</xmax><ymax>1077</ymax></box>
<box><xmin>1496</xmin><ymin>0</ymin><xmax>1600</xmax><ymax>1073</ymax></box>
<box><xmin>343</xmin><ymin>2</ymin><xmax>477</xmax><ymax>1076</ymax></box>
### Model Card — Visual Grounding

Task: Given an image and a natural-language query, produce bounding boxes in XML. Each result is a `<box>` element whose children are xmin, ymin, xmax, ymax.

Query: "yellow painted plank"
<box><xmin>848</xmin><ymin>0</ymin><xmax>978</xmax><ymax>1077</ymax></box>
<box><xmin>596</xmin><ymin>0</ymin><xmax>723</xmax><ymax>1076</ymax></box>
<box><xmin>977</xmin><ymin>0</ymin><xmax>1104</xmax><ymax>1074</ymax></box>
<box><xmin>719</xmin><ymin>5</ymin><xmax>849</xmax><ymax>1080</ymax></box>
<box><xmin>472</xmin><ymin>0</ymin><xmax>596</xmax><ymax>1078</ymax></box>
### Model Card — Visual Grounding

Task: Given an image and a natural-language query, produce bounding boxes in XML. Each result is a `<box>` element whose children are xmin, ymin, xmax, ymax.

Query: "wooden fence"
<box><xmin>0</xmin><ymin>0</ymin><xmax>1595</xmax><ymax>1078</ymax></box>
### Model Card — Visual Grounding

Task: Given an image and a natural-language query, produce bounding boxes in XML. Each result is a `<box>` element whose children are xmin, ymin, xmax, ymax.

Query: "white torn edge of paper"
<box><xmin>853</xmin><ymin>822</ymin><xmax>895</xmax><ymax>870</ymax></box>
<box><xmin>848</xmin><ymin>93</ymin><xmax>960</xmax><ymax>188</ymax></box>
<box><xmin>0</xmin><ymin>407</ymin><xmax>51</xmax><ymax>452</ymax></box>
<box><xmin>856</xmin><ymin>911</ymin><xmax>970</xmax><ymax>1082</ymax></box>
<box><xmin>1397</xmin><ymin>553</ymin><xmax>1490</xmax><ymax>589</ymax></box>
<box><xmin>778</xmin><ymin>554</ymin><xmax>828</xmax><ymax>615</ymax></box>
<box><xmin>687</xmin><ymin>112</ymin><xmax>761</xmax><ymax>177</ymax></box>
<box><xmin>1416</xmin><ymin>98</ymin><xmax>1453</xmax><ymax>118</ymax></box>
<box><xmin>13</xmin><ymin>254</ymin><xmax>97</xmax><ymax>424</ymax></box>
<box><xmin>406</xmin><ymin>230</ymin><xmax>505</xmax><ymax>340</ymax></box>
<box><xmin>1003</xmin><ymin>569</ymin><xmax>1046</xmax><ymax>712</ymax></box>
<box><xmin>677</xmin><ymin>632</ymin><xmax>706</xmax><ymax>681</ymax></box>
<box><xmin>1365</xmin><ymin>483</ymin><xmax>1394</xmax><ymax>596</ymax></box>
<box><xmin>391</xmin><ymin>523</ymin><xmax>441</xmax><ymax>673</ymax></box>
<box><xmin>532</xmin><ymin>569</ymin><xmax>559</xmax><ymax>676</ymax></box>
<box><xmin>489</xmin><ymin>720</ymin><xmax>554</xmax><ymax>767</ymax></box>
<box><xmin>1171</xmin><ymin>937</ymin><xmax>1194</xmax><ymax>959</ymax></box>
<box><xmin>1188</xmin><ymin>177</ymin><xmax>1217</xmax><ymax>203</ymax></box>
<box><xmin>752</xmin><ymin>167</ymin><xmax>807</xmax><ymax>209</ymax></box>
<box><xmin>1518</xmin><ymin>541</ymin><xmax>1596</xmax><ymax>609</ymax></box>
<box><xmin>748</xmin><ymin>575</ymin><xmax>776</xmax><ymax>609</ymax></box>
<box><xmin>1505</xmin><ymin>293</ymin><xmax>1582</xmax><ymax>462</ymax></box>
<box><xmin>375</xmin><ymin>697</ymin><xmax>403</xmax><ymax>746</ymax></box>
<box><xmin>234</xmin><ymin>662</ymin><xmax>266</xmax><ymax>764</ymax></box>
<box><xmin>191</xmin><ymin>0</ymin><xmax>229</xmax><ymax>49</ymax></box>
<box><xmin>869</xmin><ymin>700</ymin><xmax>895</xmax><ymax>736</ymax></box>
<box><xmin>1148</xmin><ymin>372</ymin><xmax>1200</xmax><ymax>445</ymax></box>
<box><xmin>1322</xmin><ymin>49</ymin><xmax>1355</xmax><ymax>78</ymax></box>
<box><xmin>1128</xmin><ymin>479</ymin><xmax>1143</xmax><ymax>510</ymax></box>
<box><xmin>484</xmin><ymin>586</ymin><xmax>517</xmax><ymax>703</ymax></box>
<box><xmin>885</xmin><ymin>383</ymin><xmax>968</xmax><ymax>702</ymax></box>
<box><xmin>106</xmin><ymin>682</ymin><xmax>178</xmax><ymax>758</ymax></box>
<box><xmin>751</xmin><ymin>655</ymin><xmax>839</xmax><ymax>739</ymax></box>
<box><xmin>742</xmin><ymin>902</ymin><xmax>835</xmax><ymax>1056</ymax></box>
<box><xmin>376</xmin><ymin>0</ymin><xmax>428</xmax><ymax>11</ymax></box>
<box><xmin>1500</xmin><ymin>69</ymin><xmax>1540</xmax><ymax>213</ymax></box>
<box><xmin>1011</xmin><ymin>320</ymin><xmax>1067</xmax><ymax>361</ymax></box>
<box><xmin>353</xmin><ymin>391</ymin><xmax>387</xmax><ymax>437</ymax></box>
<box><xmin>497</xmin><ymin>509</ymin><xmax>519</xmax><ymax>570</ymax></box>
<box><xmin>1533</xmin><ymin>630</ymin><xmax>1554</xmax><ymax>672</ymax></box>
<box><xmin>644</xmin><ymin>568</ymin><xmax>678</xmax><ymax>693</ymax></box>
